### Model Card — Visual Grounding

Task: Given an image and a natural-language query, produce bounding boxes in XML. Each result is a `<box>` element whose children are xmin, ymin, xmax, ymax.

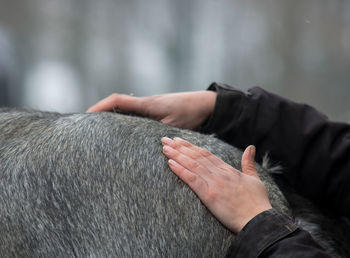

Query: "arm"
<box><xmin>87</xmin><ymin>91</ymin><xmax>216</xmax><ymax>129</ymax></box>
<box><xmin>161</xmin><ymin>137</ymin><xmax>330</xmax><ymax>258</ymax></box>
<box><xmin>89</xmin><ymin>88</ymin><xmax>334</xmax><ymax>256</ymax></box>
<box><xmin>200</xmin><ymin>83</ymin><xmax>350</xmax><ymax>216</ymax></box>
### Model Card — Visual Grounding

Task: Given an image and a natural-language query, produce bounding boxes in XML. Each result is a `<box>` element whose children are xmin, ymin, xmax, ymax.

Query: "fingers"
<box><xmin>241</xmin><ymin>145</ymin><xmax>259</xmax><ymax>179</ymax></box>
<box><xmin>162</xmin><ymin>138</ymin><xmax>270</xmax><ymax>234</ymax></box>
<box><xmin>87</xmin><ymin>94</ymin><xmax>143</xmax><ymax>113</ymax></box>
<box><xmin>162</xmin><ymin>144</ymin><xmax>206</xmax><ymax>175</ymax></box>
<box><xmin>162</xmin><ymin>140</ymin><xmax>210</xmax><ymax>197</ymax></box>
<box><xmin>171</xmin><ymin>137</ymin><xmax>235</xmax><ymax>172</ymax></box>
<box><xmin>161</xmin><ymin>137</ymin><xmax>239</xmax><ymax>177</ymax></box>
<box><xmin>162</xmin><ymin>137</ymin><xmax>211</xmax><ymax>169</ymax></box>
<box><xmin>162</xmin><ymin>138</ymin><xmax>258</xmax><ymax>180</ymax></box>
<box><xmin>167</xmin><ymin>159</ymin><xmax>208</xmax><ymax>196</ymax></box>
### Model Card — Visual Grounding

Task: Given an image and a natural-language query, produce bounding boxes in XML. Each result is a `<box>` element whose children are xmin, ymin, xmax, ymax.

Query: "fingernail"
<box><xmin>161</xmin><ymin>137</ymin><xmax>173</xmax><ymax>145</ymax></box>
<box><xmin>168</xmin><ymin>159</ymin><xmax>176</xmax><ymax>166</ymax></box>
<box><xmin>163</xmin><ymin>145</ymin><xmax>172</xmax><ymax>154</ymax></box>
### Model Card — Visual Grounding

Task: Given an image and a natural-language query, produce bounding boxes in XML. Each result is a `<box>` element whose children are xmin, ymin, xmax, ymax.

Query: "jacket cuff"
<box><xmin>226</xmin><ymin>209</ymin><xmax>298</xmax><ymax>258</ymax></box>
<box><xmin>199</xmin><ymin>82</ymin><xmax>248</xmax><ymax>135</ymax></box>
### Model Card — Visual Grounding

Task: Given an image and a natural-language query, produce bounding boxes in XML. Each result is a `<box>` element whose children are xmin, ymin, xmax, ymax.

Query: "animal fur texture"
<box><xmin>0</xmin><ymin>108</ymin><xmax>348</xmax><ymax>257</ymax></box>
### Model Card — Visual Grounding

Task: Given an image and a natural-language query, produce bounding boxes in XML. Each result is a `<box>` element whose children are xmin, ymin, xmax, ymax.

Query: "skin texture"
<box><xmin>161</xmin><ymin>137</ymin><xmax>272</xmax><ymax>233</ymax></box>
<box><xmin>87</xmin><ymin>91</ymin><xmax>217</xmax><ymax>129</ymax></box>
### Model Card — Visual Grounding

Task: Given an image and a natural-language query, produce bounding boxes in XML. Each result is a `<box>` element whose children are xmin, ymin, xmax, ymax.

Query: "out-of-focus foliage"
<box><xmin>0</xmin><ymin>0</ymin><xmax>349</xmax><ymax>120</ymax></box>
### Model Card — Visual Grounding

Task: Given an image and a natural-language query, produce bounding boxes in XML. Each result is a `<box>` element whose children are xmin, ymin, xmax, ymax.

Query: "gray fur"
<box><xmin>0</xmin><ymin>108</ymin><xmax>348</xmax><ymax>257</ymax></box>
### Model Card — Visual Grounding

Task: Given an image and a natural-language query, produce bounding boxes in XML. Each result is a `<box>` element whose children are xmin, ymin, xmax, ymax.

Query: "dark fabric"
<box><xmin>225</xmin><ymin>209</ymin><xmax>330</xmax><ymax>258</ymax></box>
<box><xmin>201</xmin><ymin>82</ymin><xmax>350</xmax><ymax>217</ymax></box>
<box><xmin>198</xmin><ymin>82</ymin><xmax>350</xmax><ymax>257</ymax></box>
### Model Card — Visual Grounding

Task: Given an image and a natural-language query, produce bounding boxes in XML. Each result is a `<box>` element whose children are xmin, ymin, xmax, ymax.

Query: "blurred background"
<box><xmin>0</xmin><ymin>0</ymin><xmax>349</xmax><ymax>121</ymax></box>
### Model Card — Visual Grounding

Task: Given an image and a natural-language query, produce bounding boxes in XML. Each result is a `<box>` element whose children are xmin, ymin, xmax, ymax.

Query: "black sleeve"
<box><xmin>200</xmin><ymin>82</ymin><xmax>350</xmax><ymax>216</ymax></box>
<box><xmin>226</xmin><ymin>209</ymin><xmax>330</xmax><ymax>258</ymax></box>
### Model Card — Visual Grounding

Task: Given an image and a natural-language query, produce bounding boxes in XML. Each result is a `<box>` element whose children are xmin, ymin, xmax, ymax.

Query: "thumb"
<box><xmin>87</xmin><ymin>94</ymin><xmax>142</xmax><ymax>113</ymax></box>
<box><xmin>241</xmin><ymin>145</ymin><xmax>259</xmax><ymax>179</ymax></box>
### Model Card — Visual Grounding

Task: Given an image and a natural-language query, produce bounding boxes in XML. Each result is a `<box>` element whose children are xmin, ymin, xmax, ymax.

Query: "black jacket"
<box><xmin>200</xmin><ymin>83</ymin><xmax>350</xmax><ymax>257</ymax></box>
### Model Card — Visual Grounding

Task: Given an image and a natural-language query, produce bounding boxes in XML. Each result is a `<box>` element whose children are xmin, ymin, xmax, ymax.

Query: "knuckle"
<box><xmin>242</xmin><ymin>159</ymin><xmax>249</xmax><ymax>166</ymax></box>
<box><xmin>199</xmin><ymin>148</ymin><xmax>211</xmax><ymax>157</ymax></box>
<box><xmin>171</xmin><ymin>141</ymin><xmax>180</xmax><ymax>150</ymax></box>
<box><xmin>186</xmin><ymin>173</ymin><xmax>197</xmax><ymax>183</ymax></box>
<box><xmin>244</xmin><ymin>162</ymin><xmax>256</xmax><ymax>172</ymax></box>
<box><xmin>188</xmin><ymin>160</ymin><xmax>200</xmax><ymax>170</ymax></box>
<box><xmin>220</xmin><ymin>165</ymin><xmax>235</xmax><ymax>173</ymax></box>
<box><xmin>248</xmin><ymin>164</ymin><xmax>257</xmax><ymax>170</ymax></box>
<box><xmin>174</xmin><ymin>137</ymin><xmax>191</xmax><ymax>147</ymax></box>
<box><xmin>110</xmin><ymin>93</ymin><xmax>120</xmax><ymax>99</ymax></box>
<box><xmin>205</xmin><ymin>189</ymin><xmax>218</xmax><ymax>203</ymax></box>
<box><xmin>243</xmin><ymin>161</ymin><xmax>256</xmax><ymax>171</ymax></box>
<box><xmin>188</xmin><ymin>149</ymin><xmax>201</xmax><ymax>159</ymax></box>
<box><xmin>182</xmin><ymin>140</ymin><xmax>192</xmax><ymax>147</ymax></box>
<box><xmin>177</xmin><ymin>165</ymin><xmax>186</xmax><ymax>174</ymax></box>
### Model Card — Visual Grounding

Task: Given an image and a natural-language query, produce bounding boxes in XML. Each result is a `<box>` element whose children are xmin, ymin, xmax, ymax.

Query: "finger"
<box><xmin>172</xmin><ymin>137</ymin><xmax>234</xmax><ymax>171</ymax></box>
<box><xmin>162</xmin><ymin>137</ymin><xmax>215</xmax><ymax>169</ymax></box>
<box><xmin>160</xmin><ymin>117</ymin><xmax>177</xmax><ymax>127</ymax></box>
<box><xmin>241</xmin><ymin>145</ymin><xmax>259</xmax><ymax>178</ymax></box>
<box><xmin>87</xmin><ymin>94</ymin><xmax>142</xmax><ymax>113</ymax></box>
<box><xmin>161</xmin><ymin>137</ymin><xmax>178</xmax><ymax>148</ymax></box>
<box><xmin>168</xmin><ymin>159</ymin><xmax>208</xmax><ymax>196</ymax></box>
<box><xmin>162</xmin><ymin>145</ymin><xmax>209</xmax><ymax>176</ymax></box>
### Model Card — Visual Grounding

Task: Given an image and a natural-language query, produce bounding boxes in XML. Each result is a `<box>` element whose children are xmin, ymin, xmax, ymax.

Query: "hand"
<box><xmin>161</xmin><ymin>137</ymin><xmax>272</xmax><ymax>233</ymax></box>
<box><xmin>87</xmin><ymin>91</ymin><xmax>217</xmax><ymax>129</ymax></box>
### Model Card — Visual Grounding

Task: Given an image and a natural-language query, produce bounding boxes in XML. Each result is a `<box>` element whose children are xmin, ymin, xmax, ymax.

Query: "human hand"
<box><xmin>161</xmin><ymin>137</ymin><xmax>272</xmax><ymax>233</ymax></box>
<box><xmin>87</xmin><ymin>91</ymin><xmax>217</xmax><ymax>129</ymax></box>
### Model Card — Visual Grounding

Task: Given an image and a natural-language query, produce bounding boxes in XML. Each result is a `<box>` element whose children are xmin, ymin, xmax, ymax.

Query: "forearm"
<box><xmin>200</xmin><ymin>82</ymin><xmax>350</xmax><ymax>216</ymax></box>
